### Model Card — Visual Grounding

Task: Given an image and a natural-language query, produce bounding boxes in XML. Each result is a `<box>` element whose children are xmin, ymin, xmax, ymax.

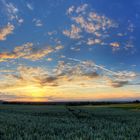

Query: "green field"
<box><xmin>0</xmin><ymin>104</ymin><xmax>140</xmax><ymax>140</ymax></box>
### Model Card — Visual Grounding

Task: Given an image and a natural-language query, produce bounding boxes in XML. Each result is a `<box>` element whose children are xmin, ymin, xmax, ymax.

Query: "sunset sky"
<box><xmin>0</xmin><ymin>0</ymin><xmax>140</xmax><ymax>101</ymax></box>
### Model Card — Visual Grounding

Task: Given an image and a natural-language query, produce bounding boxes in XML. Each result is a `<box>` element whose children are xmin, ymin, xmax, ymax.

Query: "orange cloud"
<box><xmin>0</xmin><ymin>43</ymin><xmax>63</xmax><ymax>62</ymax></box>
<box><xmin>0</xmin><ymin>23</ymin><xmax>14</xmax><ymax>40</ymax></box>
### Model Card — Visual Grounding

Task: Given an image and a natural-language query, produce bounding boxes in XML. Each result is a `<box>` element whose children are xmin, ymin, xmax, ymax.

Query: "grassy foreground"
<box><xmin>0</xmin><ymin>104</ymin><xmax>140</xmax><ymax>140</ymax></box>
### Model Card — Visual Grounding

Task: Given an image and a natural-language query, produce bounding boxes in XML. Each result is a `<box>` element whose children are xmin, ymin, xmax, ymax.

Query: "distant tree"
<box><xmin>0</xmin><ymin>100</ymin><xmax>4</xmax><ymax>104</ymax></box>
<box><xmin>133</xmin><ymin>100</ymin><xmax>140</xmax><ymax>103</ymax></box>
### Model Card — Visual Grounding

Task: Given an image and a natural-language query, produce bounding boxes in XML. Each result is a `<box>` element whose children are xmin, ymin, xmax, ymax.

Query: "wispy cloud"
<box><xmin>0</xmin><ymin>92</ymin><xmax>26</xmax><ymax>100</ymax></box>
<box><xmin>2</xmin><ymin>0</ymin><xmax>23</xmax><ymax>25</ymax></box>
<box><xmin>33</xmin><ymin>19</ymin><xmax>43</xmax><ymax>27</ymax></box>
<box><xmin>66</xmin><ymin>5</ymin><xmax>74</xmax><ymax>15</ymax></box>
<box><xmin>27</xmin><ymin>3</ymin><xmax>34</xmax><ymax>10</ymax></box>
<box><xmin>75</xmin><ymin>4</ymin><xmax>88</xmax><ymax>13</ymax></box>
<box><xmin>66</xmin><ymin>58</ymin><xmax>138</xmax><ymax>88</ymax></box>
<box><xmin>5</xmin><ymin>2</ymin><xmax>18</xmax><ymax>20</ymax></box>
<box><xmin>87</xmin><ymin>38</ymin><xmax>102</xmax><ymax>46</ymax></box>
<box><xmin>0</xmin><ymin>23</ymin><xmax>14</xmax><ymax>41</ymax></box>
<box><xmin>2</xmin><ymin>0</ymin><xmax>23</xmax><ymax>24</ymax></box>
<box><xmin>0</xmin><ymin>43</ymin><xmax>63</xmax><ymax>62</ymax></box>
<box><xmin>0</xmin><ymin>65</ymin><xmax>58</xmax><ymax>89</ymax></box>
<box><xmin>1</xmin><ymin>58</ymin><xmax>138</xmax><ymax>89</ymax></box>
<box><xmin>0</xmin><ymin>58</ymin><xmax>139</xmax><ymax>102</ymax></box>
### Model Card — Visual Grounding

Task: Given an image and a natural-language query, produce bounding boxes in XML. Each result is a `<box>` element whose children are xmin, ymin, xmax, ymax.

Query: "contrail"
<box><xmin>68</xmin><ymin>58</ymin><xmax>117</xmax><ymax>75</ymax></box>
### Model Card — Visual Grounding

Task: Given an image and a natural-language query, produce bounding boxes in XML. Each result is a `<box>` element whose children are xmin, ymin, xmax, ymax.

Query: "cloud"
<box><xmin>0</xmin><ymin>92</ymin><xmax>29</xmax><ymax>100</ymax></box>
<box><xmin>27</xmin><ymin>3</ymin><xmax>34</xmax><ymax>10</ymax></box>
<box><xmin>17</xmin><ymin>66</ymin><xmax>55</xmax><ymax>86</ymax></box>
<box><xmin>70</xmin><ymin>47</ymin><xmax>80</xmax><ymax>51</ymax></box>
<box><xmin>63</xmin><ymin>4</ymin><xmax>118</xmax><ymax>50</ymax></box>
<box><xmin>0</xmin><ymin>43</ymin><xmax>63</xmax><ymax>62</ymax></box>
<box><xmin>0</xmin><ymin>58</ymin><xmax>138</xmax><ymax>91</ymax></box>
<box><xmin>66</xmin><ymin>5</ymin><xmax>75</xmax><ymax>15</ymax></box>
<box><xmin>63</xmin><ymin>4</ymin><xmax>135</xmax><ymax>52</ymax></box>
<box><xmin>63</xmin><ymin>24</ymin><xmax>82</xmax><ymax>39</ymax></box>
<box><xmin>2</xmin><ymin>0</ymin><xmax>23</xmax><ymax>25</ymax></box>
<box><xmin>33</xmin><ymin>19</ymin><xmax>43</xmax><ymax>27</ymax></box>
<box><xmin>110</xmin><ymin>42</ymin><xmax>120</xmax><ymax>47</ymax></box>
<box><xmin>71</xmin><ymin>11</ymin><xmax>117</xmax><ymax>35</ymax></box>
<box><xmin>0</xmin><ymin>69</ymin><xmax>14</xmax><ymax>73</ymax></box>
<box><xmin>128</xmin><ymin>22</ymin><xmax>135</xmax><ymax>32</ymax></box>
<box><xmin>114</xmin><ymin>71</ymin><xmax>137</xmax><ymax>79</ymax></box>
<box><xmin>47</xmin><ymin>58</ymin><xmax>53</xmax><ymax>61</ymax></box>
<box><xmin>108</xmin><ymin>79</ymin><xmax>140</xmax><ymax>88</ymax></box>
<box><xmin>5</xmin><ymin>2</ymin><xmax>18</xmax><ymax>20</ymax></box>
<box><xmin>48</xmin><ymin>31</ymin><xmax>57</xmax><ymax>36</ymax></box>
<box><xmin>55</xmin><ymin>45</ymin><xmax>63</xmax><ymax>50</ymax></box>
<box><xmin>66</xmin><ymin>58</ymin><xmax>138</xmax><ymax>88</ymax></box>
<box><xmin>0</xmin><ymin>23</ymin><xmax>14</xmax><ymax>40</ymax></box>
<box><xmin>0</xmin><ymin>66</ymin><xmax>59</xmax><ymax>88</ymax></box>
<box><xmin>108</xmin><ymin>79</ymin><xmax>129</xmax><ymax>88</ymax></box>
<box><xmin>124</xmin><ymin>37</ymin><xmax>135</xmax><ymax>54</ymax></box>
<box><xmin>0</xmin><ymin>0</ymin><xmax>24</xmax><ymax>26</ymax></box>
<box><xmin>67</xmin><ymin>58</ymin><xmax>116</xmax><ymax>75</ymax></box>
<box><xmin>87</xmin><ymin>38</ymin><xmax>102</xmax><ymax>45</ymax></box>
<box><xmin>18</xmin><ymin>18</ymin><xmax>24</xmax><ymax>24</ymax></box>
<box><xmin>76</xmin><ymin>4</ymin><xmax>88</xmax><ymax>13</ymax></box>
<box><xmin>0</xmin><ymin>60</ymin><xmax>101</xmax><ymax>89</ymax></box>
<box><xmin>105</xmin><ymin>70</ymin><xmax>138</xmax><ymax>88</ymax></box>
<box><xmin>110</xmin><ymin>42</ymin><xmax>120</xmax><ymax>51</ymax></box>
<box><xmin>54</xmin><ymin>60</ymin><xmax>100</xmax><ymax>84</ymax></box>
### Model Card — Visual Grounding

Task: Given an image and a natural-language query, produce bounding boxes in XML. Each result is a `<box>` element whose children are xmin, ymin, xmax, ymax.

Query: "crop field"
<box><xmin>0</xmin><ymin>104</ymin><xmax>140</xmax><ymax>140</ymax></box>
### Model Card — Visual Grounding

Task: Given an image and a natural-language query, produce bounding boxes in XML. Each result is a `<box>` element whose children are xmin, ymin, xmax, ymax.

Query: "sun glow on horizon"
<box><xmin>0</xmin><ymin>0</ymin><xmax>140</xmax><ymax>101</ymax></box>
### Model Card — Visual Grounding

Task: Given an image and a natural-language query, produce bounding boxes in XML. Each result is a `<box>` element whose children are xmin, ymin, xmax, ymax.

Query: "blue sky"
<box><xmin>0</xmin><ymin>0</ymin><xmax>140</xmax><ymax>101</ymax></box>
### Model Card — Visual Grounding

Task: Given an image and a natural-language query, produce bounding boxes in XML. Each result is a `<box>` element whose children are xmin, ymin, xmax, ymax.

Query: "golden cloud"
<box><xmin>0</xmin><ymin>43</ymin><xmax>63</xmax><ymax>62</ymax></box>
<box><xmin>0</xmin><ymin>23</ymin><xmax>14</xmax><ymax>40</ymax></box>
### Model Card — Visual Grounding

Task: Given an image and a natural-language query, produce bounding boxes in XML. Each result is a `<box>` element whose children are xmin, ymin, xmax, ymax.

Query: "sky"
<box><xmin>0</xmin><ymin>0</ymin><xmax>140</xmax><ymax>102</ymax></box>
